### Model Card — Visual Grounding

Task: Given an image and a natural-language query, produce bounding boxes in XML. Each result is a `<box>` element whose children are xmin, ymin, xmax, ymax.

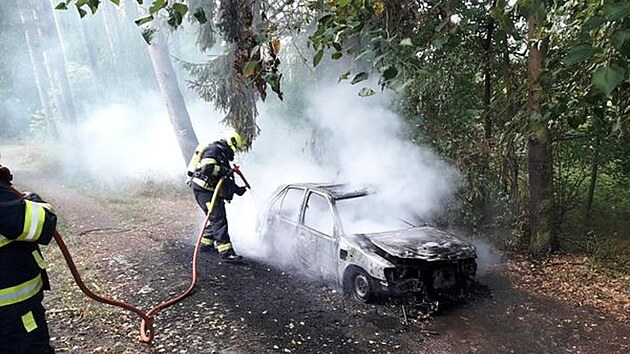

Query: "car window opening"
<box><xmin>304</xmin><ymin>193</ymin><xmax>334</xmax><ymax>235</ymax></box>
<box><xmin>336</xmin><ymin>195</ymin><xmax>417</xmax><ymax>235</ymax></box>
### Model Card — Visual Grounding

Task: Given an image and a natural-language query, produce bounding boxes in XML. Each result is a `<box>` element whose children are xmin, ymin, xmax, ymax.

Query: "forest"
<box><xmin>3</xmin><ymin>0</ymin><xmax>626</xmax><ymax>262</ymax></box>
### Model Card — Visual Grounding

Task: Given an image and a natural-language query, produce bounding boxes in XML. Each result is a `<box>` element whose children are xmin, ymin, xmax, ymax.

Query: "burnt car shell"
<box><xmin>341</xmin><ymin>227</ymin><xmax>477</xmax><ymax>298</ymax></box>
<box><xmin>257</xmin><ymin>183</ymin><xmax>478</xmax><ymax>302</ymax></box>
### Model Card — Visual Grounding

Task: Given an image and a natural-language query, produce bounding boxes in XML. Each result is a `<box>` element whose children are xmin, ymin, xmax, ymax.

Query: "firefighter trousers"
<box><xmin>0</xmin><ymin>302</ymin><xmax>54</xmax><ymax>353</ymax></box>
<box><xmin>193</xmin><ymin>189</ymin><xmax>231</xmax><ymax>252</ymax></box>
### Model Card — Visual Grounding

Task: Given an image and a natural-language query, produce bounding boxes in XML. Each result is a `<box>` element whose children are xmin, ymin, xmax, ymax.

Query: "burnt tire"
<box><xmin>344</xmin><ymin>267</ymin><xmax>377</xmax><ymax>303</ymax></box>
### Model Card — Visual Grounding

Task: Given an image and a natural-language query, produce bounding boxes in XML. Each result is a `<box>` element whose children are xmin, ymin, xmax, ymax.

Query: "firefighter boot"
<box><xmin>221</xmin><ymin>249</ymin><xmax>243</xmax><ymax>262</ymax></box>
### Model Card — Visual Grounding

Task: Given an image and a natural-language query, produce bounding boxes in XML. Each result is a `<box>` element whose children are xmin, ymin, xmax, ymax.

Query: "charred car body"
<box><xmin>257</xmin><ymin>183</ymin><xmax>477</xmax><ymax>303</ymax></box>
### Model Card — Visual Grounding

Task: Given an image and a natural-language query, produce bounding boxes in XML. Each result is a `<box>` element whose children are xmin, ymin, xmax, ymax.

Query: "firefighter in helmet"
<box><xmin>0</xmin><ymin>164</ymin><xmax>57</xmax><ymax>353</ymax></box>
<box><xmin>186</xmin><ymin>130</ymin><xmax>247</xmax><ymax>261</ymax></box>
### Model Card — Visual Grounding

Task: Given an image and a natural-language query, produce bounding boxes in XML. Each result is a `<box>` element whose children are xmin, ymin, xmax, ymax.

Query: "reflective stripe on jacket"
<box><xmin>187</xmin><ymin>142</ymin><xmax>232</xmax><ymax>192</ymax></box>
<box><xmin>0</xmin><ymin>274</ymin><xmax>43</xmax><ymax>307</ymax></box>
<box><xmin>0</xmin><ymin>182</ymin><xmax>57</xmax><ymax>313</ymax></box>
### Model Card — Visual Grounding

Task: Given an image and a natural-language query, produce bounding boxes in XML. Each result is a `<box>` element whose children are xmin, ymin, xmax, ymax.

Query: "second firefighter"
<box><xmin>187</xmin><ymin>130</ymin><xmax>247</xmax><ymax>261</ymax></box>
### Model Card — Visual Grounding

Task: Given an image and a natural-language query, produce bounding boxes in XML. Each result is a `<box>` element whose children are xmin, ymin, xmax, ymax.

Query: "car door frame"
<box><xmin>299</xmin><ymin>190</ymin><xmax>339</xmax><ymax>280</ymax></box>
<box><xmin>266</xmin><ymin>186</ymin><xmax>310</xmax><ymax>263</ymax></box>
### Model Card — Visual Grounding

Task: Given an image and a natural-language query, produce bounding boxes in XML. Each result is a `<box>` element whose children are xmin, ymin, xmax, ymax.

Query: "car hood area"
<box><xmin>362</xmin><ymin>226</ymin><xmax>476</xmax><ymax>261</ymax></box>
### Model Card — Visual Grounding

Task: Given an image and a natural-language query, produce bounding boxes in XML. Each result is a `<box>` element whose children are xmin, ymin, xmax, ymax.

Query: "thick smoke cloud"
<box><xmin>229</xmin><ymin>83</ymin><xmax>460</xmax><ymax>260</ymax></box>
<box><xmin>61</xmin><ymin>95</ymin><xmax>223</xmax><ymax>186</ymax></box>
<box><xmin>56</xmin><ymin>79</ymin><xmax>465</xmax><ymax>267</ymax></box>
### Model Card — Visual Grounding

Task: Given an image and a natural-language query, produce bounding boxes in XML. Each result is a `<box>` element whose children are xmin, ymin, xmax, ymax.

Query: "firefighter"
<box><xmin>186</xmin><ymin>130</ymin><xmax>247</xmax><ymax>261</ymax></box>
<box><xmin>0</xmin><ymin>164</ymin><xmax>57</xmax><ymax>353</ymax></box>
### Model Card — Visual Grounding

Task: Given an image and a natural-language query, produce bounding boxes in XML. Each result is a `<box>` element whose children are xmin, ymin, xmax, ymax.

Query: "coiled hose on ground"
<box><xmin>9</xmin><ymin>167</ymin><xmax>250</xmax><ymax>344</ymax></box>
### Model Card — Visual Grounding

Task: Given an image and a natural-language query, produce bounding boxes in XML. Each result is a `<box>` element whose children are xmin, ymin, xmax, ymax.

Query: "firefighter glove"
<box><xmin>235</xmin><ymin>186</ymin><xmax>247</xmax><ymax>196</ymax></box>
<box><xmin>23</xmin><ymin>192</ymin><xmax>46</xmax><ymax>203</ymax></box>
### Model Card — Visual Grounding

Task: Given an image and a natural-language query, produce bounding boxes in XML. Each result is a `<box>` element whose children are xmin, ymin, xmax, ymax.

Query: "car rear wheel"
<box><xmin>344</xmin><ymin>267</ymin><xmax>377</xmax><ymax>303</ymax></box>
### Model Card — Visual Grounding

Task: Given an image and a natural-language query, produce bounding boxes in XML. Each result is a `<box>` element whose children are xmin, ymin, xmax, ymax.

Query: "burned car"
<box><xmin>257</xmin><ymin>183</ymin><xmax>477</xmax><ymax>303</ymax></box>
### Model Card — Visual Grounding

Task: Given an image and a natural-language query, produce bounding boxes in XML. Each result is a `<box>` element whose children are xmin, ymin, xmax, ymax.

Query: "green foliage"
<box><xmin>178</xmin><ymin>50</ymin><xmax>260</xmax><ymax>146</ymax></box>
<box><xmin>167</xmin><ymin>4</ymin><xmax>188</xmax><ymax>27</ymax></box>
<box><xmin>350</xmin><ymin>72</ymin><xmax>368</xmax><ymax>84</ymax></box>
<box><xmin>313</xmin><ymin>49</ymin><xmax>324</xmax><ymax>67</ymax></box>
<box><xmin>54</xmin><ymin>0</ymin><xmax>628</xmax><ymax>257</ymax></box>
<box><xmin>592</xmin><ymin>65</ymin><xmax>626</xmax><ymax>96</ymax></box>
<box><xmin>149</xmin><ymin>0</ymin><xmax>167</xmax><ymax>15</ymax></box>
<box><xmin>193</xmin><ymin>7</ymin><xmax>207</xmax><ymax>24</ymax></box>
<box><xmin>135</xmin><ymin>15</ymin><xmax>154</xmax><ymax>26</ymax></box>
<box><xmin>358</xmin><ymin>87</ymin><xmax>375</xmax><ymax>97</ymax></box>
<box><xmin>187</xmin><ymin>0</ymin><xmax>216</xmax><ymax>51</ymax></box>
<box><xmin>603</xmin><ymin>1</ymin><xmax>630</xmax><ymax>20</ymax></box>
<box><xmin>562</xmin><ymin>45</ymin><xmax>600</xmax><ymax>66</ymax></box>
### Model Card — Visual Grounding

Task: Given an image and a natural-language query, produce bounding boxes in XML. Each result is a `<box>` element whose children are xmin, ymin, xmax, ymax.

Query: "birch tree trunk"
<box><xmin>17</xmin><ymin>1</ymin><xmax>57</xmax><ymax>137</ymax></box>
<box><xmin>148</xmin><ymin>34</ymin><xmax>199</xmax><ymax>163</ymax></box>
<box><xmin>101</xmin><ymin>1</ymin><xmax>121</xmax><ymax>78</ymax></box>
<box><xmin>32</xmin><ymin>0</ymin><xmax>78</xmax><ymax>126</ymax></box>
<box><xmin>526</xmin><ymin>3</ymin><xmax>556</xmax><ymax>259</ymax></box>
<box><xmin>79</xmin><ymin>18</ymin><xmax>104</xmax><ymax>90</ymax></box>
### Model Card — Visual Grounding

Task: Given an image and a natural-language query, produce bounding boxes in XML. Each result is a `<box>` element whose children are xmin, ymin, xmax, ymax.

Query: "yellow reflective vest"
<box><xmin>186</xmin><ymin>141</ymin><xmax>232</xmax><ymax>192</ymax></box>
<box><xmin>0</xmin><ymin>182</ymin><xmax>57</xmax><ymax>313</ymax></box>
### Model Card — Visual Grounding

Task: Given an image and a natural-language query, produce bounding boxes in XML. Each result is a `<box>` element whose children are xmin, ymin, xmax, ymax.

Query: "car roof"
<box><xmin>283</xmin><ymin>183</ymin><xmax>369</xmax><ymax>200</ymax></box>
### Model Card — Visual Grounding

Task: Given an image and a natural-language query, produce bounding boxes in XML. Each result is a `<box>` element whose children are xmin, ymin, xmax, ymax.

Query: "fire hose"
<box><xmin>139</xmin><ymin>165</ymin><xmax>250</xmax><ymax>341</ymax></box>
<box><xmin>7</xmin><ymin>165</ymin><xmax>250</xmax><ymax>344</ymax></box>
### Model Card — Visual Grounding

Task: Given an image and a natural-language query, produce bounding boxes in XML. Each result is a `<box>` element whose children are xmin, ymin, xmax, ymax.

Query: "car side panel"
<box><xmin>263</xmin><ymin>187</ymin><xmax>307</xmax><ymax>266</ymax></box>
<box><xmin>337</xmin><ymin>238</ymin><xmax>395</xmax><ymax>285</ymax></box>
<box><xmin>294</xmin><ymin>224</ymin><xmax>317</xmax><ymax>270</ymax></box>
<box><xmin>313</xmin><ymin>230</ymin><xmax>338</xmax><ymax>280</ymax></box>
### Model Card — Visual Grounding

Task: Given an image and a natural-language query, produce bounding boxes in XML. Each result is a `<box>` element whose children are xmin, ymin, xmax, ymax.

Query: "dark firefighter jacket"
<box><xmin>187</xmin><ymin>140</ymin><xmax>239</xmax><ymax>199</ymax></box>
<box><xmin>0</xmin><ymin>182</ymin><xmax>57</xmax><ymax>315</ymax></box>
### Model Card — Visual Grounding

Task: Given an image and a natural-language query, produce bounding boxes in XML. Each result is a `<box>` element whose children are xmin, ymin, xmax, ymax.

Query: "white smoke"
<box><xmin>471</xmin><ymin>239</ymin><xmax>503</xmax><ymax>276</ymax></box>
<box><xmin>307</xmin><ymin>84</ymin><xmax>458</xmax><ymax>218</ymax></box>
<box><xmin>60</xmin><ymin>94</ymin><xmax>224</xmax><ymax>186</ymax></box>
<box><xmin>54</xmin><ymin>78</ymin><xmax>461</xmax><ymax>268</ymax></box>
<box><xmin>229</xmin><ymin>83</ymin><xmax>460</xmax><ymax>261</ymax></box>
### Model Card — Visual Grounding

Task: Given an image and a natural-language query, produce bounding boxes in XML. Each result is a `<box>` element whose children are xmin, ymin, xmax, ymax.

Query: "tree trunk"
<box><xmin>476</xmin><ymin>3</ymin><xmax>497</xmax><ymax>230</ymax></box>
<box><xmin>585</xmin><ymin>138</ymin><xmax>600</xmax><ymax>226</ymax></box>
<box><xmin>32</xmin><ymin>0</ymin><xmax>78</xmax><ymax>127</ymax></box>
<box><xmin>483</xmin><ymin>1</ymin><xmax>496</xmax><ymax>140</ymax></box>
<box><xmin>100</xmin><ymin>1</ymin><xmax>121</xmax><ymax>87</ymax></box>
<box><xmin>79</xmin><ymin>18</ymin><xmax>104</xmax><ymax>89</ymax></box>
<box><xmin>526</xmin><ymin>5</ymin><xmax>555</xmax><ymax>259</ymax></box>
<box><xmin>122</xmin><ymin>0</ymin><xmax>140</xmax><ymax>19</ymax></box>
<box><xmin>148</xmin><ymin>34</ymin><xmax>199</xmax><ymax>163</ymax></box>
<box><xmin>17</xmin><ymin>2</ymin><xmax>57</xmax><ymax>138</ymax></box>
<box><xmin>48</xmin><ymin>0</ymin><xmax>69</xmax><ymax>62</ymax></box>
<box><xmin>499</xmin><ymin>23</ymin><xmax>521</xmax><ymax>217</ymax></box>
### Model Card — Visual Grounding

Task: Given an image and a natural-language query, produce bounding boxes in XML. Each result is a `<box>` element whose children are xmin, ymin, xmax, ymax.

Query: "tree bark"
<box><xmin>585</xmin><ymin>138</ymin><xmax>600</xmax><ymax>226</ymax></box>
<box><xmin>101</xmin><ymin>1</ymin><xmax>121</xmax><ymax>87</ymax></box>
<box><xmin>79</xmin><ymin>18</ymin><xmax>104</xmax><ymax>89</ymax></box>
<box><xmin>483</xmin><ymin>1</ymin><xmax>496</xmax><ymax>140</ymax></box>
<box><xmin>476</xmin><ymin>2</ymin><xmax>497</xmax><ymax>230</ymax></box>
<box><xmin>17</xmin><ymin>1</ymin><xmax>57</xmax><ymax>138</ymax></box>
<box><xmin>148</xmin><ymin>34</ymin><xmax>199</xmax><ymax>164</ymax></box>
<box><xmin>526</xmin><ymin>4</ymin><xmax>555</xmax><ymax>259</ymax></box>
<box><xmin>48</xmin><ymin>0</ymin><xmax>69</xmax><ymax>62</ymax></box>
<box><xmin>499</xmin><ymin>22</ymin><xmax>521</xmax><ymax>215</ymax></box>
<box><xmin>32</xmin><ymin>0</ymin><xmax>78</xmax><ymax>127</ymax></box>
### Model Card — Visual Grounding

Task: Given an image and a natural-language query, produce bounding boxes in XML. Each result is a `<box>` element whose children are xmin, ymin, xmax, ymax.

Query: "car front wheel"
<box><xmin>344</xmin><ymin>267</ymin><xmax>377</xmax><ymax>303</ymax></box>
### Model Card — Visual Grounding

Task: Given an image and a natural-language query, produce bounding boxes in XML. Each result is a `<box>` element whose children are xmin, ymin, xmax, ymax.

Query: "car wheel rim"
<box><xmin>354</xmin><ymin>274</ymin><xmax>369</xmax><ymax>299</ymax></box>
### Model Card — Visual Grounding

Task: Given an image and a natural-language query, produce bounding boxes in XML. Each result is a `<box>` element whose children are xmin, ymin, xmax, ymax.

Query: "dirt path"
<box><xmin>3</xmin><ymin>150</ymin><xmax>628</xmax><ymax>354</ymax></box>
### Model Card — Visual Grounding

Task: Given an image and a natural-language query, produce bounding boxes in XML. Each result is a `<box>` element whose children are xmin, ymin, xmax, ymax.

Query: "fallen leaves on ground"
<box><xmin>504</xmin><ymin>254</ymin><xmax>630</xmax><ymax>323</ymax></box>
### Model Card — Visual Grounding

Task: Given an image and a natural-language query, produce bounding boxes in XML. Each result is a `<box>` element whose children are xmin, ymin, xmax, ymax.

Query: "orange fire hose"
<box><xmin>52</xmin><ymin>230</ymin><xmax>155</xmax><ymax>341</ymax></box>
<box><xmin>8</xmin><ymin>167</ymin><xmax>249</xmax><ymax>344</ymax></box>
<box><xmin>138</xmin><ymin>177</ymin><xmax>226</xmax><ymax>342</ymax></box>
